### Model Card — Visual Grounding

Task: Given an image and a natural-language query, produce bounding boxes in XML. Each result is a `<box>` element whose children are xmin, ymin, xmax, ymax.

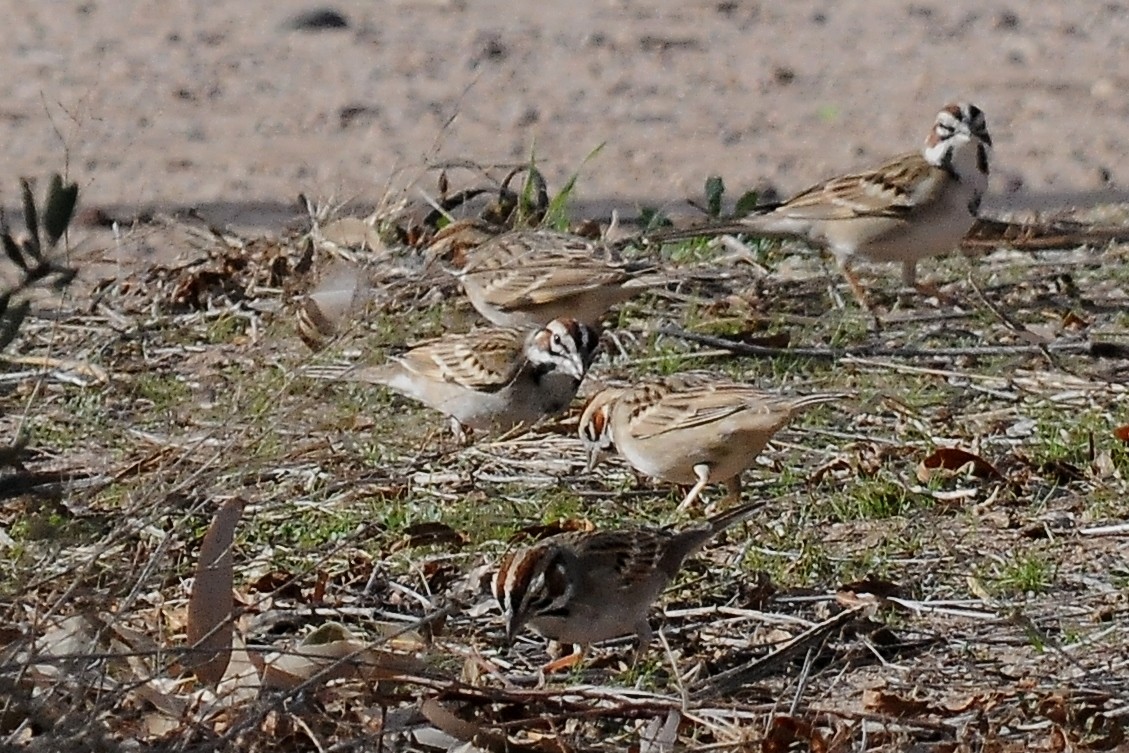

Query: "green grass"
<box><xmin>992</xmin><ymin>551</ymin><xmax>1058</xmax><ymax>596</ymax></box>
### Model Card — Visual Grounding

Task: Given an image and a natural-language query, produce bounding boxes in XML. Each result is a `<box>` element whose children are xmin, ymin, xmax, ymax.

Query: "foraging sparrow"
<box><xmin>434</xmin><ymin>229</ymin><xmax>661</xmax><ymax>328</ymax></box>
<box><xmin>580</xmin><ymin>373</ymin><xmax>848</xmax><ymax>510</ymax></box>
<box><xmin>650</xmin><ymin>103</ymin><xmax>992</xmax><ymax>307</ymax></box>
<box><xmin>318</xmin><ymin>318</ymin><xmax>600</xmax><ymax>433</ymax></box>
<box><xmin>492</xmin><ymin>500</ymin><xmax>765</xmax><ymax>654</ymax></box>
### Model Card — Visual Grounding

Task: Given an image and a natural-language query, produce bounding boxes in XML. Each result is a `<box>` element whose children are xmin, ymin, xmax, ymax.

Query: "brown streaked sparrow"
<box><xmin>649</xmin><ymin>103</ymin><xmax>992</xmax><ymax>308</ymax></box>
<box><xmin>313</xmin><ymin>318</ymin><xmax>600</xmax><ymax>434</ymax></box>
<box><xmin>433</xmin><ymin>229</ymin><xmax>662</xmax><ymax>328</ymax></box>
<box><xmin>492</xmin><ymin>500</ymin><xmax>765</xmax><ymax>658</ymax></box>
<box><xmin>580</xmin><ymin>373</ymin><xmax>848</xmax><ymax>510</ymax></box>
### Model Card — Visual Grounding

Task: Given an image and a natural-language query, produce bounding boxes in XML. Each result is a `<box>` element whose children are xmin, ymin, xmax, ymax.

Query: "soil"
<box><xmin>5</xmin><ymin>1</ymin><xmax>1129</xmax><ymax>232</ymax></box>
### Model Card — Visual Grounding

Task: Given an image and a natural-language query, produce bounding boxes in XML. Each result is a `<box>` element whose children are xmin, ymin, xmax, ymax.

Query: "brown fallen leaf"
<box><xmin>419</xmin><ymin>699</ymin><xmax>560</xmax><ymax>753</ymax></box>
<box><xmin>248</xmin><ymin>570</ymin><xmax>303</xmax><ymax>599</ymax></box>
<box><xmin>186</xmin><ymin>497</ymin><xmax>244</xmax><ymax>685</ymax></box>
<box><xmin>762</xmin><ymin>715</ymin><xmax>827</xmax><ymax>753</ymax></box>
<box><xmin>259</xmin><ymin>622</ymin><xmax>424</xmax><ymax>690</ymax></box>
<box><xmin>917</xmin><ymin>447</ymin><xmax>1002</xmax><ymax>484</ymax></box>
<box><xmin>1114</xmin><ymin>425</ymin><xmax>1129</xmax><ymax>443</ymax></box>
<box><xmin>863</xmin><ymin>688</ymin><xmax>942</xmax><ymax>718</ymax></box>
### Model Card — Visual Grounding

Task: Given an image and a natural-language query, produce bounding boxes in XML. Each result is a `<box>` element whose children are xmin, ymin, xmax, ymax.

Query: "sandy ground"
<box><xmin>5</xmin><ymin>1</ymin><xmax>1129</xmax><ymax>233</ymax></box>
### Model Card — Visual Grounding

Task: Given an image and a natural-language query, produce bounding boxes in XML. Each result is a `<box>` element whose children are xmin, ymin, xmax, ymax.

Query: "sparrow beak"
<box><xmin>585</xmin><ymin>446</ymin><xmax>610</xmax><ymax>473</ymax></box>
<box><xmin>562</xmin><ymin>356</ymin><xmax>586</xmax><ymax>383</ymax></box>
<box><xmin>504</xmin><ymin>614</ymin><xmax>519</xmax><ymax>646</ymax></box>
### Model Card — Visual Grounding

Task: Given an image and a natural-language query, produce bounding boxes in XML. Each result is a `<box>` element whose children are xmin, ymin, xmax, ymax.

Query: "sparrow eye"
<box><xmin>552</xmin><ymin>334</ymin><xmax>563</xmax><ymax>347</ymax></box>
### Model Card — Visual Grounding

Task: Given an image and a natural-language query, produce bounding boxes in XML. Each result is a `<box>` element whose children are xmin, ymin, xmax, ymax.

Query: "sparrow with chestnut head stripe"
<box><xmin>434</xmin><ymin>229</ymin><xmax>664</xmax><ymax>328</ymax></box>
<box><xmin>492</xmin><ymin>500</ymin><xmax>765</xmax><ymax>662</ymax></box>
<box><xmin>580</xmin><ymin>373</ymin><xmax>848</xmax><ymax>510</ymax></box>
<box><xmin>307</xmin><ymin>318</ymin><xmax>600</xmax><ymax>435</ymax></box>
<box><xmin>647</xmin><ymin>103</ymin><xmax>992</xmax><ymax>308</ymax></box>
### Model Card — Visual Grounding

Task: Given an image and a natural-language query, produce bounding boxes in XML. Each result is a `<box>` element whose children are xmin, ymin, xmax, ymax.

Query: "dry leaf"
<box><xmin>419</xmin><ymin>699</ymin><xmax>510</xmax><ymax>753</ymax></box>
<box><xmin>1114</xmin><ymin>425</ymin><xmax>1129</xmax><ymax>443</ymax></box>
<box><xmin>639</xmin><ymin>710</ymin><xmax>681</xmax><ymax>753</ymax></box>
<box><xmin>863</xmin><ymin>688</ymin><xmax>941</xmax><ymax>718</ymax></box>
<box><xmin>248</xmin><ymin>570</ymin><xmax>303</xmax><ymax>598</ymax></box>
<box><xmin>917</xmin><ymin>447</ymin><xmax>1002</xmax><ymax>483</ymax></box>
<box><xmin>259</xmin><ymin>622</ymin><xmax>424</xmax><ymax>690</ymax></box>
<box><xmin>187</xmin><ymin>497</ymin><xmax>244</xmax><ymax>685</ymax></box>
<box><xmin>214</xmin><ymin>634</ymin><xmax>262</xmax><ymax>703</ymax></box>
<box><xmin>319</xmin><ymin>217</ymin><xmax>384</xmax><ymax>252</ymax></box>
<box><xmin>762</xmin><ymin>715</ymin><xmax>826</xmax><ymax>753</ymax></box>
<box><xmin>967</xmin><ymin>576</ymin><xmax>994</xmax><ymax>602</ymax></box>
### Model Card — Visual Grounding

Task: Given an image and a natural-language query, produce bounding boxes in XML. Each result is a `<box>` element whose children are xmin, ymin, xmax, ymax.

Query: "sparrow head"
<box><xmin>578</xmin><ymin>389</ymin><xmax>620</xmax><ymax>471</ymax></box>
<box><xmin>525</xmin><ymin>318</ymin><xmax>601</xmax><ymax>382</ymax></box>
<box><xmin>924</xmin><ymin>102</ymin><xmax>992</xmax><ymax>180</ymax></box>
<box><xmin>492</xmin><ymin>543</ymin><xmax>573</xmax><ymax>644</ymax></box>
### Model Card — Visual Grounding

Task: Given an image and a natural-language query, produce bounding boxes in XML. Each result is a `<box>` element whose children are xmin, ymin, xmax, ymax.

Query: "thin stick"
<box><xmin>658</xmin><ymin>326</ymin><xmax>1109</xmax><ymax>361</ymax></box>
<box><xmin>1079</xmin><ymin>522</ymin><xmax>1129</xmax><ymax>536</ymax></box>
<box><xmin>690</xmin><ymin>604</ymin><xmax>867</xmax><ymax>699</ymax></box>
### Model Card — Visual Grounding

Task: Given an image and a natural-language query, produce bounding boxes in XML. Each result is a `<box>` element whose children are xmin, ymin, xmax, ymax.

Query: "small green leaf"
<box><xmin>545</xmin><ymin>142</ymin><xmax>605</xmax><ymax>230</ymax></box>
<box><xmin>704</xmin><ymin>176</ymin><xmax>725</xmax><ymax>217</ymax></box>
<box><xmin>733</xmin><ymin>190</ymin><xmax>761</xmax><ymax>218</ymax></box>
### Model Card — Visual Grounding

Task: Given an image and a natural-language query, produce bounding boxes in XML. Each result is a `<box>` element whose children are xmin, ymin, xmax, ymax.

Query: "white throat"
<box><xmin>924</xmin><ymin>134</ymin><xmax>990</xmax><ymax>200</ymax></box>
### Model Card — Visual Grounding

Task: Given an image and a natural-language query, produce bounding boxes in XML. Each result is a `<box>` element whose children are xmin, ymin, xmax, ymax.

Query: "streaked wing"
<box><xmin>464</xmin><ymin>231</ymin><xmax>610</xmax><ymax>271</ymax></box>
<box><xmin>560</xmin><ymin>529</ymin><xmax>671</xmax><ymax>587</ymax></box>
<box><xmin>622</xmin><ymin>376</ymin><xmax>795</xmax><ymax>440</ymax></box>
<box><xmin>394</xmin><ymin>328</ymin><xmax>525</xmax><ymax>391</ymax></box>
<box><xmin>473</xmin><ymin>264</ymin><xmax>635</xmax><ymax>309</ymax></box>
<box><xmin>773</xmin><ymin>152</ymin><xmax>937</xmax><ymax>220</ymax></box>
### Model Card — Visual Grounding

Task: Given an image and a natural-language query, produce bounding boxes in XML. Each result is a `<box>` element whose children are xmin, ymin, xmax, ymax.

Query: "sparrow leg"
<box><xmin>911</xmin><ymin>279</ymin><xmax>959</xmax><ymax>306</ymax></box>
<box><xmin>723</xmin><ymin>475</ymin><xmax>743</xmax><ymax>505</ymax></box>
<box><xmin>447</xmin><ymin>417</ymin><xmax>474</xmax><ymax>446</ymax></box>
<box><xmin>838</xmin><ymin>259</ymin><xmax>875</xmax><ymax>312</ymax></box>
<box><xmin>901</xmin><ymin>259</ymin><xmax>918</xmax><ymax>289</ymax></box>
<box><xmin>630</xmin><ymin>620</ymin><xmax>654</xmax><ymax>665</ymax></box>
<box><xmin>900</xmin><ymin>259</ymin><xmax>953</xmax><ymax>304</ymax></box>
<box><xmin>541</xmin><ymin>644</ymin><xmax>587</xmax><ymax>673</ymax></box>
<box><xmin>704</xmin><ymin>476</ymin><xmax>743</xmax><ymax>516</ymax></box>
<box><xmin>676</xmin><ymin>464</ymin><xmax>712</xmax><ymax>512</ymax></box>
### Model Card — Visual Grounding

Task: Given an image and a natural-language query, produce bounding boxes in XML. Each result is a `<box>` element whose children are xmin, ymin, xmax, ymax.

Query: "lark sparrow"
<box><xmin>433</xmin><ymin>229</ymin><xmax>661</xmax><ymax>328</ymax></box>
<box><xmin>492</xmin><ymin>500</ymin><xmax>765</xmax><ymax>657</ymax></box>
<box><xmin>319</xmin><ymin>318</ymin><xmax>600</xmax><ymax>434</ymax></box>
<box><xmin>651</xmin><ymin>103</ymin><xmax>992</xmax><ymax>307</ymax></box>
<box><xmin>579</xmin><ymin>373</ymin><xmax>848</xmax><ymax>510</ymax></box>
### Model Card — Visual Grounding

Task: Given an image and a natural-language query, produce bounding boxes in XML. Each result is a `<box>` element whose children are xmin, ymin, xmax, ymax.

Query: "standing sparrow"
<box><xmin>650</xmin><ymin>103</ymin><xmax>992</xmax><ymax>307</ymax></box>
<box><xmin>434</xmin><ymin>229</ymin><xmax>661</xmax><ymax>328</ymax></box>
<box><xmin>580</xmin><ymin>374</ymin><xmax>848</xmax><ymax>510</ymax></box>
<box><xmin>492</xmin><ymin>500</ymin><xmax>765</xmax><ymax>659</ymax></box>
<box><xmin>314</xmin><ymin>318</ymin><xmax>600</xmax><ymax>434</ymax></box>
